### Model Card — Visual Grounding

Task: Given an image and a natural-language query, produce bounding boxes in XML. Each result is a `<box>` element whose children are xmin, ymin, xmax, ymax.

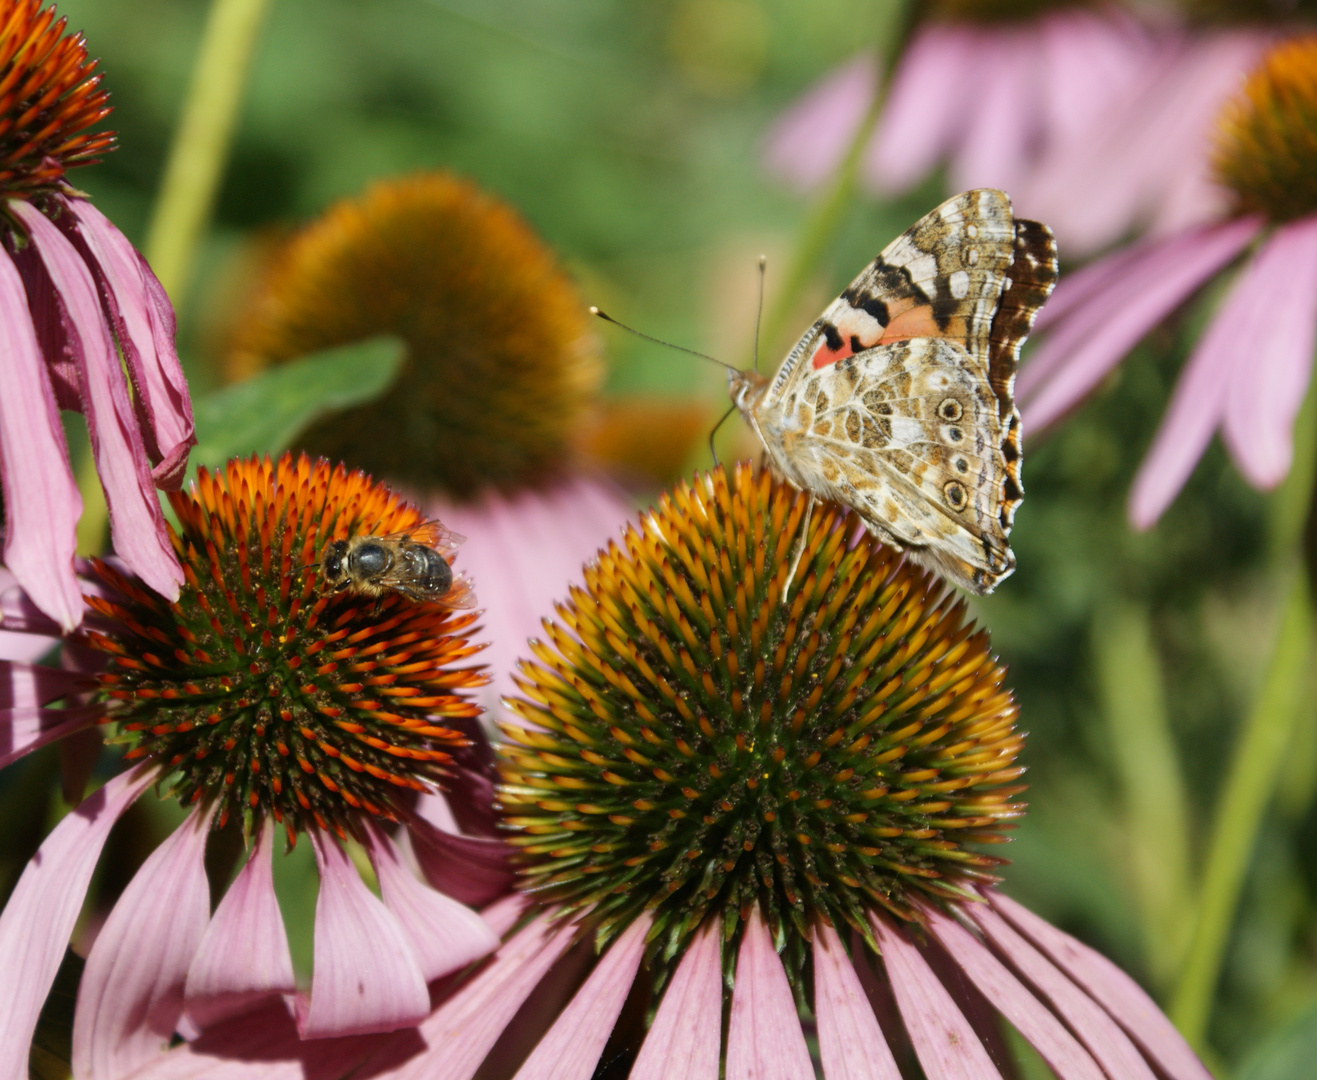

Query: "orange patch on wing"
<box><xmin>879</xmin><ymin>303</ymin><xmax>940</xmax><ymax>344</ymax></box>
<box><xmin>810</xmin><ymin>337</ymin><xmax>854</xmax><ymax>370</ymax></box>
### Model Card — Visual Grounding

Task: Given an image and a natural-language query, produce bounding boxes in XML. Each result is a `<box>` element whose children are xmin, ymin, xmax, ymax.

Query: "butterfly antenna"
<box><xmin>707</xmin><ymin>403</ymin><xmax>736</xmax><ymax>467</ymax></box>
<box><xmin>590</xmin><ymin>307</ymin><xmax>739</xmax><ymax>373</ymax></box>
<box><xmin>753</xmin><ymin>254</ymin><xmax>766</xmax><ymax>374</ymax></box>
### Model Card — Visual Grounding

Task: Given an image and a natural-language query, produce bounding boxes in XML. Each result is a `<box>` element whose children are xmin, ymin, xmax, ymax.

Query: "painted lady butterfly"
<box><xmin>730</xmin><ymin>189</ymin><xmax>1057</xmax><ymax>594</ymax></box>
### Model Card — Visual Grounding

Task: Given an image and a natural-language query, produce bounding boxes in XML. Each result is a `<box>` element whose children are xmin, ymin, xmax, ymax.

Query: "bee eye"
<box><xmin>352</xmin><ymin>542</ymin><xmax>390</xmax><ymax>575</ymax></box>
<box><xmin>322</xmin><ymin>542</ymin><xmax>345</xmax><ymax>577</ymax></box>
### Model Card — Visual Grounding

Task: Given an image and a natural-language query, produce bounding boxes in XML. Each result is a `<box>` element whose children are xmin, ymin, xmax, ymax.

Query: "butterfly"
<box><xmin>729</xmin><ymin>189</ymin><xmax>1058</xmax><ymax>595</ymax></box>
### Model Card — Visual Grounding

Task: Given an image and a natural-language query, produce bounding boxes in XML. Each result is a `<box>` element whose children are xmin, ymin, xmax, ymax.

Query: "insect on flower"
<box><xmin>319</xmin><ymin>520</ymin><xmax>476</xmax><ymax>608</ymax></box>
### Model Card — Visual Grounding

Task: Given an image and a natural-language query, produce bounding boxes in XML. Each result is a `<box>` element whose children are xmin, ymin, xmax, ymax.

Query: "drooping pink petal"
<box><xmin>764</xmin><ymin>54</ymin><xmax>877</xmax><ymax>191</ymax></box>
<box><xmin>0</xmin><ymin>658</ymin><xmax>88</xmax><ymax>706</ymax></box>
<box><xmin>0</xmin><ymin>572</ymin><xmax>59</xmax><ymax>659</ymax></box>
<box><xmin>1222</xmin><ymin>215</ymin><xmax>1317</xmax><ymax>489</ymax></box>
<box><xmin>923</xmin><ymin>905</ymin><xmax>1106</xmax><ymax>1080</ymax></box>
<box><xmin>631</xmin><ymin>916</ymin><xmax>723</xmax><ymax>1080</ymax></box>
<box><xmin>361</xmin><ymin>822</ymin><xmax>499</xmax><ymax>984</ymax></box>
<box><xmin>301</xmin><ymin>830</ymin><xmax>430</xmax><ymax>1038</ymax></box>
<box><xmin>948</xmin><ymin>29</ymin><xmax>1036</xmax><ymax>195</ymax></box>
<box><xmin>9</xmin><ymin>202</ymin><xmax>183</xmax><ymax>601</ymax></box>
<box><xmin>404</xmin><ymin>806</ymin><xmax>514</xmax><ymax>907</ymax></box>
<box><xmin>184</xmin><ymin>818</ymin><xmax>295</xmax><ymax>1030</ymax></box>
<box><xmin>869</xmin><ymin>912</ymin><xmax>1003</xmax><ymax>1080</ymax></box>
<box><xmin>965</xmin><ymin>899</ymin><xmax>1157</xmax><ymax>1080</ymax></box>
<box><xmin>62</xmin><ymin>198</ymin><xmax>194</xmax><ymax>490</ymax></box>
<box><xmin>0</xmin><ymin>243</ymin><xmax>83</xmax><ymax>631</ymax></box>
<box><xmin>813</xmin><ymin>920</ymin><xmax>901</xmax><ymax>1080</ymax></box>
<box><xmin>431</xmin><ymin>475</ymin><xmax>629</xmax><ymax>719</ymax></box>
<box><xmin>512</xmin><ymin>914</ymin><xmax>650</xmax><ymax>1080</ymax></box>
<box><xmin>725</xmin><ymin>906</ymin><xmax>813</xmax><ymax>1080</ymax></box>
<box><xmin>1127</xmin><ymin>237</ymin><xmax>1279</xmax><ymax>527</ymax></box>
<box><xmin>357</xmin><ymin>912</ymin><xmax>576</xmax><ymax>1080</ymax></box>
<box><xmin>73</xmin><ymin>808</ymin><xmax>211</xmax><ymax>1080</ymax></box>
<box><xmin>990</xmin><ymin>892</ymin><xmax>1212</xmax><ymax>1080</ymax></box>
<box><xmin>0</xmin><ymin>701</ymin><xmax>100</xmax><ymax>769</ymax></box>
<box><xmin>865</xmin><ymin>25</ymin><xmax>980</xmax><ymax>194</ymax></box>
<box><xmin>0</xmin><ymin>766</ymin><xmax>156</xmax><ymax>1080</ymax></box>
<box><xmin>1020</xmin><ymin>217</ymin><xmax>1263</xmax><ymax>434</ymax></box>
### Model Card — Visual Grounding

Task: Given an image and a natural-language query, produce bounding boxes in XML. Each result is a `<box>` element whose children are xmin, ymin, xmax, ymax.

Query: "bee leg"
<box><xmin>782</xmin><ymin>494</ymin><xmax>815</xmax><ymax>599</ymax></box>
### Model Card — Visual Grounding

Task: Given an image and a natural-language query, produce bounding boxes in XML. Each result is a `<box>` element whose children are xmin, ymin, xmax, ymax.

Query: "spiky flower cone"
<box><xmin>499</xmin><ymin>463</ymin><xmax>1024</xmax><ymax>980</ymax></box>
<box><xmin>85</xmin><ymin>452</ymin><xmax>486</xmax><ymax>838</ymax></box>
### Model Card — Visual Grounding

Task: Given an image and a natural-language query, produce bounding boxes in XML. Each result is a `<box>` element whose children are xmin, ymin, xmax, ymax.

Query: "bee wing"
<box><xmin>436</xmin><ymin>573</ymin><xmax>478</xmax><ymax>610</ymax></box>
<box><xmin>382</xmin><ymin>519</ymin><xmax>466</xmax><ymax>559</ymax></box>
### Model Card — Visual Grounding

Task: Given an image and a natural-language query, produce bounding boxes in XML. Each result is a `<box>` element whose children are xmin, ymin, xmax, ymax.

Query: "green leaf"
<box><xmin>1237</xmin><ymin>996</ymin><xmax>1317</xmax><ymax>1080</ymax></box>
<box><xmin>188</xmin><ymin>336</ymin><xmax>406</xmax><ymax>473</ymax></box>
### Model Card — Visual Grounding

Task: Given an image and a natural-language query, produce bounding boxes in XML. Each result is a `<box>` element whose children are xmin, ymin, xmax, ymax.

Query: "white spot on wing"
<box><xmin>906</xmin><ymin>251</ymin><xmax>938</xmax><ymax>293</ymax></box>
<box><xmin>948</xmin><ymin>271</ymin><xmax>970</xmax><ymax>299</ymax></box>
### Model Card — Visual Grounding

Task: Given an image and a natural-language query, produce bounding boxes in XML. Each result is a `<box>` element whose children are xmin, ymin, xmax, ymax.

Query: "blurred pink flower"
<box><xmin>1020</xmin><ymin>35</ymin><xmax>1317</xmax><ymax>527</ymax></box>
<box><xmin>0</xmin><ymin>456</ymin><xmax>510</xmax><ymax>1079</ymax></box>
<box><xmin>0</xmin><ymin>1</ymin><xmax>195</xmax><ymax>632</ymax></box>
<box><xmin>765</xmin><ymin>9</ymin><xmax>1154</xmax><ymax>216</ymax></box>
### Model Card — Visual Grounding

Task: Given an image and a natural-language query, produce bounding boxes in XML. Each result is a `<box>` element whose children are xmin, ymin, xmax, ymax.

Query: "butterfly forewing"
<box><xmin>743</xmin><ymin>188</ymin><xmax>1057</xmax><ymax>595</ymax></box>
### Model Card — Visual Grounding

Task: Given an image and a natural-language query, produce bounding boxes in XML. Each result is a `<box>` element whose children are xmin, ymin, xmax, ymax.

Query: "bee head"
<box><xmin>322</xmin><ymin>540</ymin><xmax>349</xmax><ymax>582</ymax></box>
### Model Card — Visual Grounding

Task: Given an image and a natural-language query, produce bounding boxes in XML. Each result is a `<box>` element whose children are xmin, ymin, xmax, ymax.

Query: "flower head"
<box><xmin>1020</xmin><ymin>35</ymin><xmax>1317</xmax><ymax>526</ymax></box>
<box><xmin>0</xmin><ymin>453</ymin><xmax>506</xmax><ymax>1075</ymax></box>
<box><xmin>0</xmin><ymin>0</ymin><xmax>194</xmax><ymax>632</ymax></box>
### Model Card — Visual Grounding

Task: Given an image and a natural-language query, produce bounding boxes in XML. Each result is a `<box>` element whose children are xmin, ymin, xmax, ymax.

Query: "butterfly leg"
<box><xmin>783</xmin><ymin>494</ymin><xmax>815</xmax><ymax>598</ymax></box>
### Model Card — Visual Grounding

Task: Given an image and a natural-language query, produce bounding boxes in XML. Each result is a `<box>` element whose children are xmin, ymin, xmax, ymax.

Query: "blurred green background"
<box><xmin>5</xmin><ymin>1</ymin><xmax>1317</xmax><ymax>1076</ymax></box>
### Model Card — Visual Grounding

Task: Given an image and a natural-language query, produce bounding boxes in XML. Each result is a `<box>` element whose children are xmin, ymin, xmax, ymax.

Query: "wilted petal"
<box><xmin>9</xmin><ymin>202</ymin><xmax>182</xmax><ymax>601</ymax></box>
<box><xmin>990</xmin><ymin>892</ymin><xmax>1212</xmax><ymax>1080</ymax></box>
<box><xmin>764</xmin><ymin>54</ymin><xmax>876</xmax><ymax>191</ymax></box>
<box><xmin>923</xmin><ymin>906</ymin><xmax>1106</xmax><ymax>1080</ymax></box>
<box><xmin>73</xmin><ymin>808</ymin><xmax>211</xmax><ymax>1080</ymax></box>
<box><xmin>184</xmin><ymin>819</ymin><xmax>296</xmax><ymax>1029</ymax></box>
<box><xmin>1021</xmin><ymin>217</ymin><xmax>1262</xmax><ymax>434</ymax></box>
<box><xmin>813</xmin><ymin>920</ymin><xmax>901</xmax><ymax>1080</ymax></box>
<box><xmin>404</xmin><ymin>806</ymin><xmax>513</xmax><ymax>907</ymax></box>
<box><xmin>869</xmin><ymin>912</ymin><xmax>1003</xmax><ymax>1080</ymax></box>
<box><xmin>631</xmin><ymin>916</ymin><xmax>722</xmax><ymax>1080</ymax></box>
<box><xmin>362</xmin><ymin>822</ymin><xmax>499</xmax><ymax>984</ymax></box>
<box><xmin>357</xmin><ymin>913</ymin><xmax>574</xmax><ymax>1080</ymax></box>
<box><xmin>0</xmin><ymin>766</ymin><xmax>155</xmax><ymax>1080</ymax></box>
<box><xmin>63</xmin><ymin>198</ymin><xmax>194</xmax><ymax>489</ymax></box>
<box><xmin>513</xmin><ymin>914</ymin><xmax>650</xmax><ymax>1080</ymax></box>
<box><xmin>966</xmin><ymin>900</ymin><xmax>1157</xmax><ymax>1080</ymax></box>
<box><xmin>725</xmin><ymin>906</ymin><xmax>813</xmax><ymax>1080</ymax></box>
<box><xmin>301</xmin><ymin>830</ymin><xmax>430</xmax><ymax>1038</ymax></box>
<box><xmin>0</xmin><ymin>244</ymin><xmax>83</xmax><ymax>631</ymax></box>
<box><xmin>1222</xmin><ymin>215</ymin><xmax>1317</xmax><ymax>489</ymax></box>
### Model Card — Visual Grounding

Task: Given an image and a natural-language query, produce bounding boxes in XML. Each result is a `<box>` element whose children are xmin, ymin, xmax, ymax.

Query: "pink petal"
<box><xmin>0</xmin><ymin>702</ymin><xmax>100</xmax><ymax>769</ymax></box>
<box><xmin>1222</xmin><ymin>216</ymin><xmax>1317</xmax><ymax>488</ymax></box>
<box><xmin>62</xmin><ymin>198</ymin><xmax>194</xmax><ymax>490</ymax></box>
<box><xmin>725</xmin><ymin>906</ymin><xmax>813</xmax><ymax>1080</ymax></box>
<box><xmin>0</xmin><ymin>658</ymin><xmax>88</xmax><ymax>706</ymax></box>
<box><xmin>869</xmin><ymin>912</ymin><xmax>1003</xmax><ymax>1080</ymax></box>
<box><xmin>1020</xmin><ymin>217</ymin><xmax>1263</xmax><ymax>434</ymax></box>
<box><xmin>923</xmin><ymin>906</ymin><xmax>1106</xmax><ymax>1080</ymax></box>
<box><xmin>431</xmin><ymin>475</ymin><xmax>629</xmax><ymax>720</ymax></box>
<box><xmin>865</xmin><ymin>25</ymin><xmax>980</xmax><ymax>193</ymax></box>
<box><xmin>0</xmin><ymin>243</ymin><xmax>83</xmax><ymax>631</ymax></box>
<box><xmin>361</xmin><ymin>822</ymin><xmax>499</xmax><ymax>983</ymax></box>
<box><xmin>301</xmin><ymin>830</ymin><xmax>430</xmax><ymax>1038</ymax></box>
<box><xmin>813</xmin><ymin>920</ymin><xmax>901</xmax><ymax>1080</ymax></box>
<box><xmin>404</xmin><ymin>807</ymin><xmax>514</xmax><ymax>907</ymax></box>
<box><xmin>631</xmin><ymin>916</ymin><xmax>723</xmax><ymax>1080</ymax></box>
<box><xmin>948</xmin><ymin>30</ymin><xmax>1036</xmax><ymax>194</ymax></box>
<box><xmin>357</xmin><ymin>913</ymin><xmax>575</xmax><ymax>1080</ymax></box>
<box><xmin>764</xmin><ymin>54</ymin><xmax>877</xmax><ymax>190</ymax></box>
<box><xmin>966</xmin><ymin>899</ymin><xmax>1158</xmax><ymax>1080</ymax></box>
<box><xmin>184</xmin><ymin>819</ymin><xmax>295</xmax><ymax>1030</ymax></box>
<box><xmin>9</xmin><ymin>202</ymin><xmax>182</xmax><ymax>601</ymax></box>
<box><xmin>73</xmin><ymin>808</ymin><xmax>211</xmax><ymax>1080</ymax></box>
<box><xmin>990</xmin><ymin>892</ymin><xmax>1212</xmax><ymax>1080</ymax></box>
<box><xmin>0</xmin><ymin>766</ymin><xmax>155</xmax><ymax>1080</ymax></box>
<box><xmin>513</xmin><ymin>914</ymin><xmax>650</xmax><ymax>1080</ymax></box>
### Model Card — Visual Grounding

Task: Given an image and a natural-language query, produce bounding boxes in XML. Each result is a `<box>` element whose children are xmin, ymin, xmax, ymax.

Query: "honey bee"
<box><xmin>319</xmin><ymin>520</ymin><xmax>475</xmax><ymax>608</ymax></box>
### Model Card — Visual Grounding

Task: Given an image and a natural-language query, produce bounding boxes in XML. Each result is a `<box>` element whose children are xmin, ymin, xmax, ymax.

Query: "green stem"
<box><xmin>1170</xmin><ymin>565</ymin><xmax>1314</xmax><ymax>1046</ymax></box>
<box><xmin>757</xmin><ymin>5</ymin><xmax>916</xmax><ymax>356</ymax></box>
<box><xmin>143</xmin><ymin>0</ymin><xmax>274</xmax><ymax>313</ymax></box>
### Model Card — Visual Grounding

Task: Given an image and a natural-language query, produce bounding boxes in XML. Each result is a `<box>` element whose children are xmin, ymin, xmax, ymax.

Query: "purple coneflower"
<box><xmin>1020</xmin><ymin>35</ymin><xmax>1317</xmax><ymax>527</ymax></box>
<box><xmin>0</xmin><ymin>0</ymin><xmax>195</xmax><ymax>631</ymax></box>
<box><xmin>0</xmin><ymin>453</ymin><xmax>508</xmax><ymax>1079</ymax></box>
<box><xmin>224</xmin><ymin>171</ymin><xmax>632</xmax><ymax>722</ymax></box>
<box><xmin>765</xmin><ymin>2</ymin><xmax>1153</xmax><ymax>209</ymax></box>
<box><xmin>133</xmin><ymin>465</ymin><xmax>1215</xmax><ymax>1080</ymax></box>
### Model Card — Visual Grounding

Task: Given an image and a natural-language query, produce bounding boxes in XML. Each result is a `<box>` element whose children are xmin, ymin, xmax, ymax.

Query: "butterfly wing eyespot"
<box><xmin>740</xmin><ymin>189</ymin><xmax>1058</xmax><ymax>596</ymax></box>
